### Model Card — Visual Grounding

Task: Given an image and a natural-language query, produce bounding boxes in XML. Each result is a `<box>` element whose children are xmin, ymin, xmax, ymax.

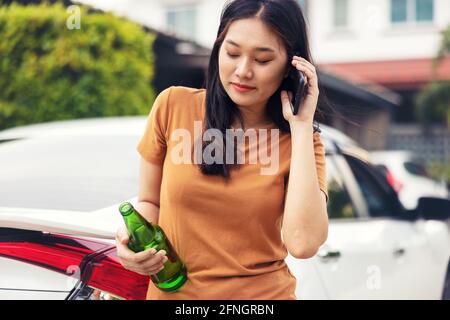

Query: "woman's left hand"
<box><xmin>280</xmin><ymin>56</ymin><xmax>319</xmax><ymax>125</ymax></box>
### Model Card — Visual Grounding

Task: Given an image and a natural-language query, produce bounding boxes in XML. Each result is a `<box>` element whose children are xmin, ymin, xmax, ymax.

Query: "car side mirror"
<box><xmin>416</xmin><ymin>197</ymin><xmax>450</xmax><ymax>220</ymax></box>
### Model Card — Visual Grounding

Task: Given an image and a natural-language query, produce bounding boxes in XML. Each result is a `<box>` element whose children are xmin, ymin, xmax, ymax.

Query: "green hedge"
<box><xmin>0</xmin><ymin>3</ymin><xmax>156</xmax><ymax>130</ymax></box>
<box><xmin>415</xmin><ymin>81</ymin><xmax>450</xmax><ymax>127</ymax></box>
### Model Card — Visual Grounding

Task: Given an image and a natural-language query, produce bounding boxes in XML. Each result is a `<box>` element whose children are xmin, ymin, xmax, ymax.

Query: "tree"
<box><xmin>0</xmin><ymin>3</ymin><xmax>156</xmax><ymax>130</ymax></box>
<box><xmin>415</xmin><ymin>25</ymin><xmax>450</xmax><ymax>129</ymax></box>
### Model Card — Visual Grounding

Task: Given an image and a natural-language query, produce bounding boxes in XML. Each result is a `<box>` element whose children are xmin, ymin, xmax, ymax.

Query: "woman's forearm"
<box><xmin>135</xmin><ymin>201</ymin><xmax>160</xmax><ymax>225</ymax></box>
<box><xmin>282</xmin><ymin>122</ymin><xmax>328</xmax><ymax>259</ymax></box>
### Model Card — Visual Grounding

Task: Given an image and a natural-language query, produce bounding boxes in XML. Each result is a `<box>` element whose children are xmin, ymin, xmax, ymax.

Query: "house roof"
<box><xmin>320</xmin><ymin>57</ymin><xmax>450</xmax><ymax>90</ymax></box>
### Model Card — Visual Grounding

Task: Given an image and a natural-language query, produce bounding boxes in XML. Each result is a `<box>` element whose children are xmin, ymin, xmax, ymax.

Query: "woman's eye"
<box><xmin>227</xmin><ymin>53</ymin><xmax>270</xmax><ymax>65</ymax></box>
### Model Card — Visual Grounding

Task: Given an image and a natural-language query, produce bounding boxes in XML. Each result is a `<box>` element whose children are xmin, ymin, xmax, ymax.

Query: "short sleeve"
<box><xmin>137</xmin><ymin>87</ymin><xmax>172</xmax><ymax>165</ymax></box>
<box><xmin>313</xmin><ymin>131</ymin><xmax>329</xmax><ymax>203</ymax></box>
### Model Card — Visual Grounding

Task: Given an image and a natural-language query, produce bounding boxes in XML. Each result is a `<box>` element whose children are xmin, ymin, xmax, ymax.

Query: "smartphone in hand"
<box><xmin>291</xmin><ymin>71</ymin><xmax>306</xmax><ymax>115</ymax></box>
<box><xmin>280</xmin><ymin>57</ymin><xmax>307</xmax><ymax>115</ymax></box>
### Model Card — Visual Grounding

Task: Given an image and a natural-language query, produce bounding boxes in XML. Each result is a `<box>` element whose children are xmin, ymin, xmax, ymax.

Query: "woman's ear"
<box><xmin>284</xmin><ymin>61</ymin><xmax>292</xmax><ymax>78</ymax></box>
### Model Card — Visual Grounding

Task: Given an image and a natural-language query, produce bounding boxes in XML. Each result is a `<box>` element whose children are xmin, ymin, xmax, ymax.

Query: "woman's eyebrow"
<box><xmin>225</xmin><ymin>39</ymin><xmax>275</xmax><ymax>53</ymax></box>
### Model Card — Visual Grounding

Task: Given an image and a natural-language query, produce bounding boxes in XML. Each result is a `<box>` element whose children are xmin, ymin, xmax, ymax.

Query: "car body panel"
<box><xmin>0</xmin><ymin>257</ymin><xmax>72</xmax><ymax>299</ymax></box>
<box><xmin>0</xmin><ymin>207</ymin><xmax>123</xmax><ymax>239</ymax></box>
<box><xmin>370</xmin><ymin>150</ymin><xmax>449</xmax><ymax>210</ymax></box>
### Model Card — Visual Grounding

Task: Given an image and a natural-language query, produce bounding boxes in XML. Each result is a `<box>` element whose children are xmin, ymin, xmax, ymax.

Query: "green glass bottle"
<box><xmin>119</xmin><ymin>202</ymin><xmax>187</xmax><ymax>292</ymax></box>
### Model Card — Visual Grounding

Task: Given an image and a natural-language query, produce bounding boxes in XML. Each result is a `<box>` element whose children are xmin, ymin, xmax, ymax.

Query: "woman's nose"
<box><xmin>235</xmin><ymin>59</ymin><xmax>253</xmax><ymax>78</ymax></box>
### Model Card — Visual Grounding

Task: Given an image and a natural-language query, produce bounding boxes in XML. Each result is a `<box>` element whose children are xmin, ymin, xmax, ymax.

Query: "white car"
<box><xmin>1</xmin><ymin>117</ymin><xmax>449</xmax><ymax>300</ymax></box>
<box><xmin>370</xmin><ymin>150</ymin><xmax>450</xmax><ymax>210</ymax></box>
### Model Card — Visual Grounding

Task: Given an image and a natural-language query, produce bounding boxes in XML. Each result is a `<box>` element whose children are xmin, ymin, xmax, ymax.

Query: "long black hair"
<box><xmin>200</xmin><ymin>0</ymin><xmax>328</xmax><ymax>180</ymax></box>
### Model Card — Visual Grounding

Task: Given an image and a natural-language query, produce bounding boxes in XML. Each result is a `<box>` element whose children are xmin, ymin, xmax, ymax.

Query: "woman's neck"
<box><xmin>232</xmin><ymin>104</ymin><xmax>272</xmax><ymax>129</ymax></box>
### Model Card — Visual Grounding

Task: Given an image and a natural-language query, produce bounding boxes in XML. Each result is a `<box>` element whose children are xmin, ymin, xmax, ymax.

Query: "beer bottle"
<box><xmin>119</xmin><ymin>202</ymin><xmax>187</xmax><ymax>292</ymax></box>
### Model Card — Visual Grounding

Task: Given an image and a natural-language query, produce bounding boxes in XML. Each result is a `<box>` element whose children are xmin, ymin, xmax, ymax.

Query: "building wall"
<box><xmin>387</xmin><ymin>124</ymin><xmax>450</xmax><ymax>164</ymax></box>
<box><xmin>77</xmin><ymin>0</ymin><xmax>223</xmax><ymax>47</ymax></box>
<box><xmin>328</xmin><ymin>106</ymin><xmax>391</xmax><ymax>150</ymax></box>
<box><xmin>308</xmin><ymin>0</ymin><xmax>450</xmax><ymax>63</ymax></box>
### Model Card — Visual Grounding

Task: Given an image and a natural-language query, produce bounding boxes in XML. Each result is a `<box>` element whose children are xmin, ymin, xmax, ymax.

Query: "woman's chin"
<box><xmin>228</xmin><ymin>92</ymin><xmax>255</xmax><ymax>105</ymax></box>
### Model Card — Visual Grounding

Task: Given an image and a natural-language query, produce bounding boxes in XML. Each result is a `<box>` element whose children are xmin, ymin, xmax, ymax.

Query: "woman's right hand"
<box><xmin>115</xmin><ymin>225</ymin><xmax>168</xmax><ymax>276</ymax></box>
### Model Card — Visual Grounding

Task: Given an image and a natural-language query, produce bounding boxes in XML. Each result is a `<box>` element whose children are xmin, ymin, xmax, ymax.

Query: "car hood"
<box><xmin>0</xmin><ymin>203</ymin><xmax>127</xmax><ymax>239</ymax></box>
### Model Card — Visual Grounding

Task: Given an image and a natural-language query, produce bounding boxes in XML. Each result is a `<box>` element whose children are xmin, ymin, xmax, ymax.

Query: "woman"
<box><xmin>116</xmin><ymin>0</ymin><xmax>329</xmax><ymax>300</ymax></box>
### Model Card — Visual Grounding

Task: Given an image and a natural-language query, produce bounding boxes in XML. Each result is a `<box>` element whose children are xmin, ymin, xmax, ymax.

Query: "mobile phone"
<box><xmin>280</xmin><ymin>59</ymin><xmax>307</xmax><ymax>115</ymax></box>
<box><xmin>291</xmin><ymin>71</ymin><xmax>306</xmax><ymax>115</ymax></box>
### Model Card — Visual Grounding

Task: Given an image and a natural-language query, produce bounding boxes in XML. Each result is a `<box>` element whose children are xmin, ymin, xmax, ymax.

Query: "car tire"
<box><xmin>443</xmin><ymin>260</ymin><xmax>450</xmax><ymax>300</ymax></box>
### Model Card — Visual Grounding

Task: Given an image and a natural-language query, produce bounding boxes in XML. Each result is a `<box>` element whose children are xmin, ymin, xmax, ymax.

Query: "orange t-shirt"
<box><xmin>137</xmin><ymin>86</ymin><xmax>328</xmax><ymax>300</ymax></box>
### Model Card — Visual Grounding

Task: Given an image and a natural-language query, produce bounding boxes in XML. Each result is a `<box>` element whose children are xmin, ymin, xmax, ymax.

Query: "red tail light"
<box><xmin>386</xmin><ymin>170</ymin><xmax>403</xmax><ymax>193</ymax></box>
<box><xmin>0</xmin><ymin>231</ymin><xmax>149</xmax><ymax>300</ymax></box>
<box><xmin>86</xmin><ymin>248</ymin><xmax>150</xmax><ymax>300</ymax></box>
<box><xmin>0</xmin><ymin>233</ymin><xmax>105</xmax><ymax>273</ymax></box>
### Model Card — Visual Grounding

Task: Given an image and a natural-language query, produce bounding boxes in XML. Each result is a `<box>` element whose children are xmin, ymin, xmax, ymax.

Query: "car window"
<box><xmin>0</xmin><ymin>135</ymin><xmax>141</xmax><ymax>211</ymax></box>
<box><xmin>344</xmin><ymin>154</ymin><xmax>404</xmax><ymax>218</ymax></box>
<box><xmin>404</xmin><ymin>161</ymin><xmax>430</xmax><ymax>178</ymax></box>
<box><xmin>326</xmin><ymin>156</ymin><xmax>356</xmax><ymax>219</ymax></box>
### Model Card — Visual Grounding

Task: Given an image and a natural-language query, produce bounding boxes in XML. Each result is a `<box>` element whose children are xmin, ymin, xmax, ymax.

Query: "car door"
<box><xmin>308</xmin><ymin>154</ymin><xmax>397</xmax><ymax>299</ymax></box>
<box><xmin>343</xmin><ymin>154</ymin><xmax>443</xmax><ymax>299</ymax></box>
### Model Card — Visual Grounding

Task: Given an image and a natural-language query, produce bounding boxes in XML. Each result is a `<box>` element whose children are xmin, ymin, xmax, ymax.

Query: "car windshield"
<box><xmin>0</xmin><ymin>135</ymin><xmax>140</xmax><ymax>211</ymax></box>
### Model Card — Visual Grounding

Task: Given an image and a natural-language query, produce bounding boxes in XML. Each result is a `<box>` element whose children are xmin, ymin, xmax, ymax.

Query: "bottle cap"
<box><xmin>119</xmin><ymin>202</ymin><xmax>133</xmax><ymax>216</ymax></box>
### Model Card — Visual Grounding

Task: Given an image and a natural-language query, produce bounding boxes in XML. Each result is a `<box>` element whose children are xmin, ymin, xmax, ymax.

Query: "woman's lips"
<box><xmin>232</xmin><ymin>83</ymin><xmax>255</xmax><ymax>93</ymax></box>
